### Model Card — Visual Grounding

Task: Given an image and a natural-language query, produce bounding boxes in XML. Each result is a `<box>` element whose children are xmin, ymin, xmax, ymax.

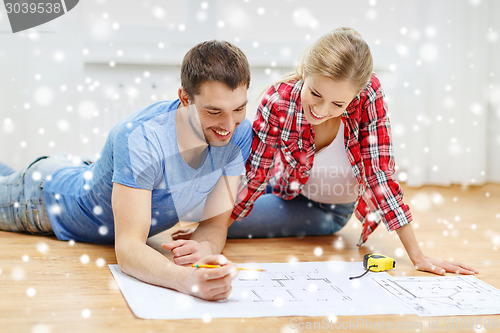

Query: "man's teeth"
<box><xmin>310</xmin><ymin>107</ymin><xmax>325</xmax><ymax>119</ymax></box>
<box><xmin>214</xmin><ymin>129</ymin><xmax>229</xmax><ymax>136</ymax></box>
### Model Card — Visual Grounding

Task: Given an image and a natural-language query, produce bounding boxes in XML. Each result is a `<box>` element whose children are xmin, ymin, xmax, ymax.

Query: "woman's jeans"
<box><xmin>227</xmin><ymin>186</ymin><xmax>356</xmax><ymax>239</ymax></box>
<box><xmin>0</xmin><ymin>155</ymin><xmax>75</xmax><ymax>235</ymax></box>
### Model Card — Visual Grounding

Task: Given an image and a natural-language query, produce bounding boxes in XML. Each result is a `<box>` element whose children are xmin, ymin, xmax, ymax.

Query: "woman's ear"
<box><xmin>178</xmin><ymin>87</ymin><xmax>191</xmax><ymax>106</ymax></box>
<box><xmin>301</xmin><ymin>64</ymin><xmax>306</xmax><ymax>80</ymax></box>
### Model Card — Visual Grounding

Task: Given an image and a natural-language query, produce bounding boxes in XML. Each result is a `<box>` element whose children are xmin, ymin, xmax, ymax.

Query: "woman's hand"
<box><xmin>162</xmin><ymin>239</ymin><xmax>212</xmax><ymax>266</ymax></box>
<box><xmin>396</xmin><ymin>223</ymin><xmax>479</xmax><ymax>275</ymax></box>
<box><xmin>181</xmin><ymin>255</ymin><xmax>238</xmax><ymax>301</ymax></box>
<box><xmin>411</xmin><ymin>254</ymin><xmax>479</xmax><ymax>275</ymax></box>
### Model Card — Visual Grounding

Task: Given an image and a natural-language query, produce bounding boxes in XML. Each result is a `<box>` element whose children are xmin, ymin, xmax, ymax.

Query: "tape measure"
<box><xmin>349</xmin><ymin>253</ymin><xmax>396</xmax><ymax>280</ymax></box>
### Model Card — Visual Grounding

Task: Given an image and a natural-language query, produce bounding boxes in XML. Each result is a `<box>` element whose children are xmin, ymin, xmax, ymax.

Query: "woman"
<box><xmin>227</xmin><ymin>27</ymin><xmax>477</xmax><ymax>276</ymax></box>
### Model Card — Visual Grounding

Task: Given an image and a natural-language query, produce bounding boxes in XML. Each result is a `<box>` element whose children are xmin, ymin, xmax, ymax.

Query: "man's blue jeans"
<box><xmin>227</xmin><ymin>186</ymin><xmax>356</xmax><ymax>239</ymax></box>
<box><xmin>0</xmin><ymin>154</ymin><xmax>75</xmax><ymax>235</ymax></box>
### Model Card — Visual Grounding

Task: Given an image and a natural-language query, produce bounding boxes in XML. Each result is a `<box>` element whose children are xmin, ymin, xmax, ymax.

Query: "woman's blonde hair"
<box><xmin>278</xmin><ymin>27</ymin><xmax>373</xmax><ymax>94</ymax></box>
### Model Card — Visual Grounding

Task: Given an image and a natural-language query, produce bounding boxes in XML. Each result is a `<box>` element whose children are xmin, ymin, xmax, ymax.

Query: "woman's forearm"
<box><xmin>191</xmin><ymin>216</ymin><xmax>230</xmax><ymax>255</ymax></box>
<box><xmin>395</xmin><ymin>223</ymin><xmax>424</xmax><ymax>262</ymax></box>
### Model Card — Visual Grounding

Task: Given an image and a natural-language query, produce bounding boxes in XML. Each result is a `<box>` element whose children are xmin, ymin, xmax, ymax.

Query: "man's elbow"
<box><xmin>114</xmin><ymin>237</ymin><xmax>136</xmax><ymax>275</ymax></box>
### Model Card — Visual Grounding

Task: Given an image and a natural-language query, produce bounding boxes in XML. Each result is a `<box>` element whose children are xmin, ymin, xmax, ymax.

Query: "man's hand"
<box><xmin>181</xmin><ymin>255</ymin><xmax>238</xmax><ymax>301</ymax></box>
<box><xmin>162</xmin><ymin>239</ymin><xmax>212</xmax><ymax>266</ymax></box>
<box><xmin>171</xmin><ymin>228</ymin><xmax>195</xmax><ymax>240</ymax></box>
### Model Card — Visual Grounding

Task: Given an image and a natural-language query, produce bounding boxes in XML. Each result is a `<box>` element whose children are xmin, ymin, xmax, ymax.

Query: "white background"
<box><xmin>1</xmin><ymin>0</ymin><xmax>499</xmax><ymax>186</ymax></box>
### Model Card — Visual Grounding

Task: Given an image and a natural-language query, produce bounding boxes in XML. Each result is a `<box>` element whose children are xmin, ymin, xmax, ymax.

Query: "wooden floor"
<box><xmin>1</xmin><ymin>184</ymin><xmax>499</xmax><ymax>332</ymax></box>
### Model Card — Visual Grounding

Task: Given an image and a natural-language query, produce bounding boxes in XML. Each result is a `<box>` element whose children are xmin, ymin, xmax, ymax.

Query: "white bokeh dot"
<box><xmin>96</xmin><ymin>258</ymin><xmax>106</xmax><ymax>267</ymax></box>
<box><xmin>350</xmin><ymin>279</ymin><xmax>361</xmax><ymax>289</ymax></box>
<box><xmin>394</xmin><ymin>247</ymin><xmax>405</xmax><ymax>258</ymax></box>
<box><xmin>202</xmin><ymin>313</ymin><xmax>212</xmax><ymax>323</ymax></box>
<box><xmin>471</xmin><ymin>103</ymin><xmax>483</xmax><ymax>115</ymax></box>
<box><xmin>34</xmin><ymin>86</ymin><xmax>54</xmax><ymax>106</ymax></box>
<box><xmin>11</xmin><ymin>267</ymin><xmax>25</xmax><ymax>280</ymax></box>
<box><xmin>53</xmin><ymin>50</ymin><xmax>66</xmax><ymax>63</ymax></box>
<box><xmin>396</xmin><ymin>44</ymin><xmax>409</xmax><ymax>57</ymax></box>
<box><xmin>81</xmin><ymin>309</ymin><xmax>91</xmax><ymax>319</ymax></box>
<box><xmin>32</xmin><ymin>324</ymin><xmax>51</xmax><ymax>333</ymax></box>
<box><xmin>293</xmin><ymin>8</ymin><xmax>315</xmax><ymax>28</ymax></box>
<box><xmin>419</xmin><ymin>43</ymin><xmax>439</xmax><ymax>62</ymax></box>
<box><xmin>32</xmin><ymin>171</ymin><xmax>42</xmax><ymax>181</ymax></box>
<box><xmin>425</xmin><ymin>26</ymin><xmax>437</xmax><ymax>38</ymax></box>
<box><xmin>50</xmin><ymin>204</ymin><xmax>61</xmax><ymax>215</ymax></box>
<box><xmin>224</xmin><ymin>6</ymin><xmax>249</xmax><ymax>29</ymax></box>
<box><xmin>2</xmin><ymin>118</ymin><xmax>15</xmax><ymax>133</ymax></box>
<box><xmin>411</xmin><ymin>193</ymin><xmax>432</xmax><ymax>211</ymax></box>
<box><xmin>287</xmin><ymin>255</ymin><xmax>298</xmax><ymax>264</ymax></box>
<box><xmin>57</xmin><ymin>119</ymin><xmax>70</xmax><ymax>132</ymax></box>
<box><xmin>93</xmin><ymin>206</ymin><xmax>103</xmax><ymax>216</ymax></box>
<box><xmin>98</xmin><ymin>225</ymin><xmax>108</xmax><ymax>235</ymax></box>
<box><xmin>152</xmin><ymin>6</ymin><xmax>166</xmax><ymax>19</ymax></box>
<box><xmin>26</xmin><ymin>287</ymin><xmax>37</xmax><ymax>297</ymax></box>
<box><xmin>37</xmin><ymin>242</ymin><xmax>49</xmax><ymax>254</ymax></box>
<box><xmin>274</xmin><ymin>297</ymin><xmax>284</xmax><ymax>307</ymax></box>
<box><xmin>78</xmin><ymin>100</ymin><xmax>98</xmax><ymax>119</ymax></box>
<box><xmin>307</xmin><ymin>283</ymin><xmax>318</xmax><ymax>293</ymax></box>
<box><xmin>80</xmin><ymin>255</ymin><xmax>90</xmax><ymax>264</ymax></box>
<box><xmin>487</xmin><ymin>29</ymin><xmax>498</xmax><ymax>43</ymax></box>
<box><xmin>366</xmin><ymin>8</ymin><xmax>378</xmax><ymax>20</ymax></box>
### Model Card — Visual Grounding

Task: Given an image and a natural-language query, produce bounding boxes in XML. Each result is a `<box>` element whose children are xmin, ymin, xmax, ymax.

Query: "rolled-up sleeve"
<box><xmin>359</xmin><ymin>77</ymin><xmax>412</xmax><ymax>231</ymax></box>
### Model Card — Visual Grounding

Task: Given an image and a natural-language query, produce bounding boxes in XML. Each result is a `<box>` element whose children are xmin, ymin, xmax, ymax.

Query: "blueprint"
<box><xmin>372</xmin><ymin>275</ymin><xmax>500</xmax><ymax>316</ymax></box>
<box><xmin>109</xmin><ymin>262</ymin><xmax>396</xmax><ymax>319</ymax></box>
<box><xmin>109</xmin><ymin>262</ymin><xmax>500</xmax><ymax>319</ymax></box>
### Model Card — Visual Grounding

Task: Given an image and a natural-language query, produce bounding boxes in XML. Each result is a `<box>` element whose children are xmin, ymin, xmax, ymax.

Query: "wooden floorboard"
<box><xmin>1</xmin><ymin>184</ymin><xmax>499</xmax><ymax>332</ymax></box>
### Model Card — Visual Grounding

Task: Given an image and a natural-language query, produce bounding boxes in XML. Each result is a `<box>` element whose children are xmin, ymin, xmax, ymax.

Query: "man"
<box><xmin>0</xmin><ymin>40</ymin><xmax>252</xmax><ymax>301</ymax></box>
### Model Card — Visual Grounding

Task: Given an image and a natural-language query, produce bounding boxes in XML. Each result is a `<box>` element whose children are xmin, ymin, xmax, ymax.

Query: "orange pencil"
<box><xmin>191</xmin><ymin>264</ymin><xmax>265</xmax><ymax>272</ymax></box>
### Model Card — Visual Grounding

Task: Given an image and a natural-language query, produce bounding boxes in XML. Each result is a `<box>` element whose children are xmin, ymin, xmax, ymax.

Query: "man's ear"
<box><xmin>178</xmin><ymin>87</ymin><xmax>191</xmax><ymax>106</ymax></box>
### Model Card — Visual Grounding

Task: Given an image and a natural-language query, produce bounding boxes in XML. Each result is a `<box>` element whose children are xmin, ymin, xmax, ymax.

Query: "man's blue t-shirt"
<box><xmin>44</xmin><ymin>100</ymin><xmax>252</xmax><ymax>243</ymax></box>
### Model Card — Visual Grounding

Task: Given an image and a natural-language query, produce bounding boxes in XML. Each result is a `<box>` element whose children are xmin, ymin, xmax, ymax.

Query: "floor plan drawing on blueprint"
<box><xmin>109</xmin><ymin>262</ymin><xmax>396</xmax><ymax>319</ymax></box>
<box><xmin>372</xmin><ymin>275</ymin><xmax>500</xmax><ymax>316</ymax></box>
<box><xmin>233</xmin><ymin>267</ymin><xmax>352</xmax><ymax>304</ymax></box>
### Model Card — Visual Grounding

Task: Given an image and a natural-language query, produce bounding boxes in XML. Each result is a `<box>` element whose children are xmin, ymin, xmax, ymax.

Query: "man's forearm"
<box><xmin>116</xmin><ymin>237</ymin><xmax>188</xmax><ymax>292</ymax></box>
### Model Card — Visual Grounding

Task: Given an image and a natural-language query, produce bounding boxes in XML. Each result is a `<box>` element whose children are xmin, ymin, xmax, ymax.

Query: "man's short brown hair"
<box><xmin>181</xmin><ymin>40</ymin><xmax>250</xmax><ymax>98</ymax></box>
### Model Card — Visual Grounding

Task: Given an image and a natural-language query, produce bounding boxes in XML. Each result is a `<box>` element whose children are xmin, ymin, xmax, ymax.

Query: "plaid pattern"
<box><xmin>231</xmin><ymin>73</ymin><xmax>412</xmax><ymax>245</ymax></box>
